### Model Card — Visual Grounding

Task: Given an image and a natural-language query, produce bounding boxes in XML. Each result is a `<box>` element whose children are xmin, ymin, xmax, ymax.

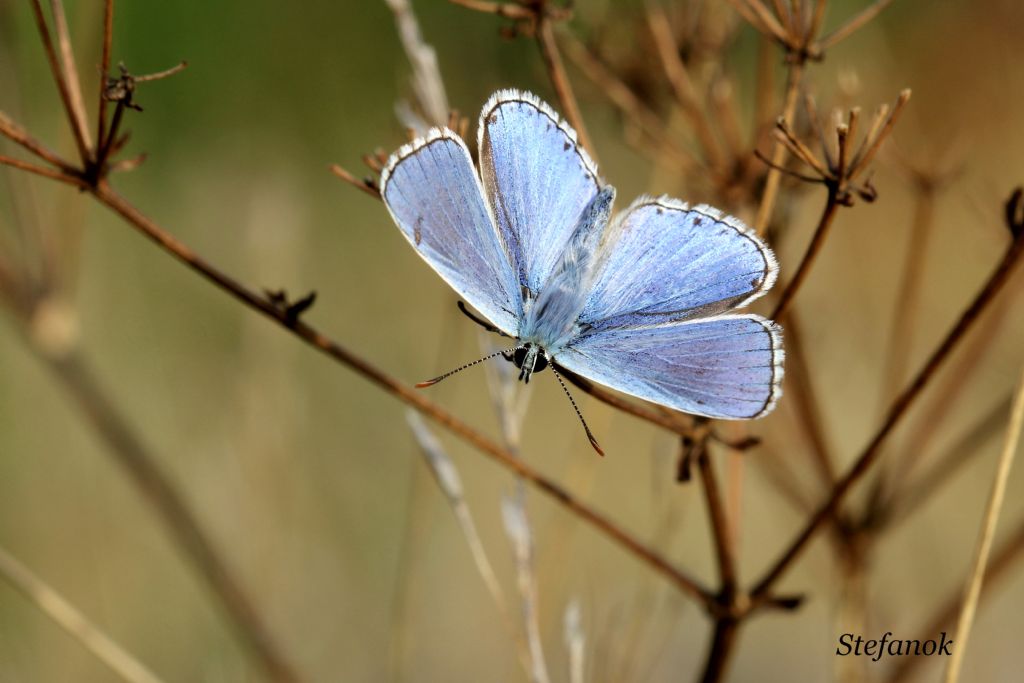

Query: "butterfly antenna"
<box><xmin>550</xmin><ymin>365</ymin><xmax>605</xmax><ymax>457</ymax></box>
<box><xmin>415</xmin><ymin>347</ymin><xmax>517</xmax><ymax>388</ymax></box>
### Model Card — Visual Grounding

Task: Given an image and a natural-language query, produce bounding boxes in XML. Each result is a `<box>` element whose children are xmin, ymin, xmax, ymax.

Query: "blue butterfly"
<box><xmin>380</xmin><ymin>89</ymin><xmax>784</xmax><ymax>453</ymax></box>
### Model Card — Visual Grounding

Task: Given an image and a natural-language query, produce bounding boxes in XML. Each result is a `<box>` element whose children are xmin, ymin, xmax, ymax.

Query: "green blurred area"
<box><xmin>1</xmin><ymin>1</ymin><xmax>1024</xmax><ymax>681</ymax></box>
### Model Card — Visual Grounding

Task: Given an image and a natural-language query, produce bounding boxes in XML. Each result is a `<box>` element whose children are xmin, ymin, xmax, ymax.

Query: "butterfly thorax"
<box><xmin>517</xmin><ymin>185</ymin><xmax>616</xmax><ymax>358</ymax></box>
<box><xmin>502</xmin><ymin>343</ymin><xmax>550</xmax><ymax>383</ymax></box>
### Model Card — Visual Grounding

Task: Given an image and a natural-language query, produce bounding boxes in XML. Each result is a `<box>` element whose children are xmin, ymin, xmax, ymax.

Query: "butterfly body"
<box><xmin>380</xmin><ymin>89</ymin><xmax>784</xmax><ymax>426</ymax></box>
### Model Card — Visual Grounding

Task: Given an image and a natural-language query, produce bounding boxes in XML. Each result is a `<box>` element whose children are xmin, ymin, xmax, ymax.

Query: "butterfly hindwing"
<box><xmin>478</xmin><ymin>89</ymin><xmax>602</xmax><ymax>296</ymax></box>
<box><xmin>556</xmin><ymin>315</ymin><xmax>784</xmax><ymax>419</ymax></box>
<box><xmin>381</xmin><ymin>129</ymin><xmax>521</xmax><ymax>336</ymax></box>
<box><xmin>579</xmin><ymin>196</ymin><xmax>777</xmax><ymax>331</ymax></box>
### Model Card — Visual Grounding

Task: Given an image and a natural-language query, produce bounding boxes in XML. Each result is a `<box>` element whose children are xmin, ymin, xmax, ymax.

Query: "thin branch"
<box><xmin>696</xmin><ymin>444</ymin><xmax>743</xmax><ymax>682</ymax></box>
<box><xmin>78</xmin><ymin>180</ymin><xmax>721</xmax><ymax>611</ymax></box>
<box><xmin>698</xmin><ymin>448</ymin><xmax>738</xmax><ymax>592</ymax></box>
<box><xmin>942</xmin><ymin>366</ymin><xmax>1024</xmax><ymax>683</ymax></box>
<box><xmin>698</xmin><ymin>616</ymin><xmax>741</xmax><ymax>683</ymax></box>
<box><xmin>754</xmin><ymin>61</ymin><xmax>805</xmax><ymax>234</ymax></box>
<box><xmin>879</xmin><ymin>180</ymin><xmax>939</xmax><ymax>405</ymax></box>
<box><xmin>28</xmin><ymin>0</ymin><xmax>91</xmax><ymax>163</ymax></box>
<box><xmin>750</xmin><ymin>227</ymin><xmax>1024</xmax><ymax>606</ymax></box>
<box><xmin>535</xmin><ymin>15</ymin><xmax>597</xmax><ymax>163</ymax></box>
<box><xmin>646</xmin><ymin>3</ymin><xmax>724</xmax><ymax>171</ymax></box>
<box><xmin>781</xmin><ymin>310</ymin><xmax>837</xmax><ymax>485</ymax></box>
<box><xmin>385</xmin><ymin>0</ymin><xmax>450</xmax><ymax>128</ymax></box>
<box><xmin>0</xmin><ymin>109</ymin><xmax>78</xmax><ymax>172</ymax></box>
<box><xmin>329</xmin><ymin>164</ymin><xmax>382</xmax><ymax>199</ymax></box>
<box><xmin>97</xmin><ymin>0</ymin><xmax>114</xmax><ymax>151</ymax></box>
<box><xmin>449</xmin><ymin>0</ymin><xmax>533</xmax><ymax>20</ymax></box>
<box><xmin>0</xmin><ymin>545</ymin><xmax>166</xmax><ymax>683</ymax></box>
<box><xmin>817</xmin><ymin>0</ymin><xmax>895</xmax><ymax>52</ymax></box>
<box><xmin>406</xmin><ymin>412</ymin><xmax>532</xmax><ymax>674</ymax></box>
<box><xmin>884</xmin><ymin>394</ymin><xmax>1011</xmax><ymax>529</ymax></box>
<box><xmin>0</xmin><ymin>154</ymin><xmax>85</xmax><ymax>187</ymax></box>
<box><xmin>770</xmin><ymin>184</ymin><xmax>842</xmax><ymax>319</ymax></box>
<box><xmin>48</xmin><ymin>0</ymin><xmax>92</xmax><ymax>152</ymax></box>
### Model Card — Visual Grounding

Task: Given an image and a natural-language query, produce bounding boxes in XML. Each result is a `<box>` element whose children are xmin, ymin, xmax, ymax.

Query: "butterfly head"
<box><xmin>503</xmin><ymin>343</ymin><xmax>549</xmax><ymax>384</ymax></box>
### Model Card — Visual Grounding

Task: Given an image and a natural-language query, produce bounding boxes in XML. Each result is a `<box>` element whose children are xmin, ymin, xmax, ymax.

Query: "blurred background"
<box><xmin>1</xmin><ymin>0</ymin><xmax>1024</xmax><ymax>681</ymax></box>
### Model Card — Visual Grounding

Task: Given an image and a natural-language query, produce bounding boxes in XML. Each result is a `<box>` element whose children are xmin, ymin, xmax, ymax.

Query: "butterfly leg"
<box><xmin>457</xmin><ymin>301</ymin><xmax>512</xmax><ymax>338</ymax></box>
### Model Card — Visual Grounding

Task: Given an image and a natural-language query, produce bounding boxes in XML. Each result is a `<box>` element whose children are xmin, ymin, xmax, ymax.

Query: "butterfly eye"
<box><xmin>532</xmin><ymin>352</ymin><xmax>549</xmax><ymax>373</ymax></box>
<box><xmin>511</xmin><ymin>347</ymin><xmax>529</xmax><ymax>368</ymax></box>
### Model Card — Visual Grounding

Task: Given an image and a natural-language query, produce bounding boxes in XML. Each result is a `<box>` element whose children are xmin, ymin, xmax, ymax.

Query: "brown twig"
<box><xmin>44</xmin><ymin>179</ymin><xmax>715</xmax><ymax>611</ymax></box>
<box><xmin>0</xmin><ymin>109</ymin><xmax>79</xmax><ymax>172</ymax></box>
<box><xmin>696</xmin><ymin>444</ymin><xmax>743</xmax><ymax>682</ymax></box>
<box><xmin>646</xmin><ymin>3</ymin><xmax>724</xmax><ymax>172</ymax></box>
<box><xmin>97</xmin><ymin>0</ymin><xmax>114</xmax><ymax>150</ymax></box>
<box><xmin>698</xmin><ymin>447</ymin><xmax>738</xmax><ymax>592</ymax></box>
<box><xmin>882</xmin><ymin>393</ymin><xmax>1012</xmax><ymax>530</ymax></box>
<box><xmin>535</xmin><ymin>11</ymin><xmax>597</xmax><ymax>163</ymax></box>
<box><xmin>28</xmin><ymin>0</ymin><xmax>91</xmax><ymax>164</ymax></box>
<box><xmin>560</xmin><ymin>34</ymin><xmax>696</xmax><ymax>171</ymax></box>
<box><xmin>753</xmin><ymin>61</ymin><xmax>804</xmax><ymax>233</ymax></box>
<box><xmin>770</xmin><ymin>183</ymin><xmax>841</xmax><ymax>319</ymax></box>
<box><xmin>0</xmin><ymin>154</ymin><xmax>85</xmax><ymax>186</ymax></box>
<box><xmin>817</xmin><ymin>0</ymin><xmax>896</xmax><ymax>53</ymax></box>
<box><xmin>779</xmin><ymin>310</ymin><xmax>837</xmax><ymax>485</ymax></box>
<box><xmin>47</xmin><ymin>0</ymin><xmax>92</xmax><ymax>152</ymax></box>
<box><xmin>749</xmin><ymin>201</ymin><xmax>1024</xmax><ymax>607</ymax></box>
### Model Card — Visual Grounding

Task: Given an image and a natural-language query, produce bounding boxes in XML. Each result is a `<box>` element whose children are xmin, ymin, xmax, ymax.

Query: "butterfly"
<box><xmin>380</xmin><ymin>89</ymin><xmax>784</xmax><ymax>454</ymax></box>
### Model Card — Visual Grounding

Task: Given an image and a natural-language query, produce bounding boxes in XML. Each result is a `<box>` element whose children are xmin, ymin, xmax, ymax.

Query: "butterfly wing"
<box><xmin>381</xmin><ymin>128</ymin><xmax>521</xmax><ymax>335</ymax></box>
<box><xmin>478</xmin><ymin>89</ymin><xmax>602</xmax><ymax>295</ymax></box>
<box><xmin>580</xmin><ymin>196</ymin><xmax>777</xmax><ymax>330</ymax></box>
<box><xmin>556</xmin><ymin>315</ymin><xmax>784</xmax><ymax>419</ymax></box>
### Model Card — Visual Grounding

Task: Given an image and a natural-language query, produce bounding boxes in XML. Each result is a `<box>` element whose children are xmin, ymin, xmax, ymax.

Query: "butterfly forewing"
<box><xmin>478</xmin><ymin>90</ymin><xmax>602</xmax><ymax>296</ymax></box>
<box><xmin>557</xmin><ymin>315</ymin><xmax>783</xmax><ymax>419</ymax></box>
<box><xmin>381</xmin><ymin>129</ymin><xmax>521</xmax><ymax>336</ymax></box>
<box><xmin>580</xmin><ymin>197</ymin><xmax>777</xmax><ymax>331</ymax></box>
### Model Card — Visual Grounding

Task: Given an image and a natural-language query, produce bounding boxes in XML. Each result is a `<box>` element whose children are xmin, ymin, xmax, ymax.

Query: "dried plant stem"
<box><xmin>696</xmin><ymin>448</ymin><xmax>742</xmax><ymax>683</ymax></box>
<box><xmin>874</xmin><ymin>291</ymin><xmax>1013</xmax><ymax>511</ymax></box>
<box><xmin>750</xmin><ymin>233</ymin><xmax>1024</xmax><ymax>606</ymax></box>
<box><xmin>39</xmin><ymin>349</ymin><xmax>302</xmax><ymax>683</ymax></box>
<box><xmin>406</xmin><ymin>413</ymin><xmax>532</xmax><ymax>673</ymax></box>
<box><xmin>536</xmin><ymin>17</ymin><xmax>596</xmax><ymax>163</ymax></box>
<box><xmin>698</xmin><ymin>451</ymin><xmax>738</xmax><ymax>592</ymax></box>
<box><xmin>885</xmin><ymin>394</ymin><xmax>1011</xmax><ymax>528</ymax></box>
<box><xmin>560</xmin><ymin>35</ymin><xmax>695</xmax><ymax>170</ymax></box>
<box><xmin>47</xmin><ymin>0</ymin><xmax>92</xmax><ymax>152</ymax></box>
<box><xmin>0</xmin><ymin>109</ymin><xmax>79</xmax><ymax>172</ymax></box>
<box><xmin>0</xmin><ymin>545</ymin><xmax>166</xmax><ymax>683</ymax></box>
<box><xmin>780</xmin><ymin>312</ymin><xmax>836</xmax><ymax>484</ymax></box>
<box><xmin>0</xmin><ymin>154</ymin><xmax>85</xmax><ymax>186</ymax></box>
<box><xmin>84</xmin><ymin>180</ymin><xmax>719</xmax><ymax>610</ymax></box>
<box><xmin>28</xmin><ymin>0</ymin><xmax>91</xmax><ymax>164</ymax></box>
<box><xmin>97</xmin><ymin>0</ymin><xmax>114</xmax><ymax>149</ymax></box>
<box><xmin>754</xmin><ymin>60</ymin><xmax>804</xmax><ymax>234</ymax></box>
<box><xmin>770</xmin><ymin>184</ymin><xmax>841</xmax><ymax>320</ymax></box>
<box><xmin>384</xmin><ymin>0</ymin><xmax>450</xmax><ymax>128</ymax></box>
<box><xmin>699</xmin><ymin>617</ymin><xmax>741</xmax><ymax>683</ymax></box>
<box><xmin>885</xmin><ymin>516</ymin><xmax>1024</xmax><ymax>683</ymax></box>
<box><xmin>817</xmin><ymin>0</ymin><xmax>895</xmax><ymax>52</ymax></box>
<box><xmin>646</xmin><ymin>4</ymin><xmax>724</xmax><ymax>171</ymax></box>
<box><xmin>879</xmin><ymin>183</ymin><xmax>937</xmax><ymax>403</ymax></box>
<box><xmin>942</xmin><ymin>366</ymin><xmax>1024</xmax><ymax>683</ymax></box>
